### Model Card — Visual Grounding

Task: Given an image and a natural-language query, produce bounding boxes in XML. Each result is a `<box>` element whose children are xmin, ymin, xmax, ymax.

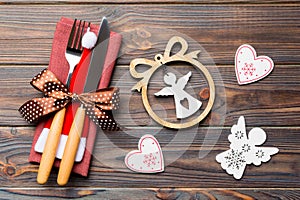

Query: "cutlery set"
<box><xmin>37</xmin><ymin>17</ymin><xmax>110</xmax><ymax>185</ymax></box>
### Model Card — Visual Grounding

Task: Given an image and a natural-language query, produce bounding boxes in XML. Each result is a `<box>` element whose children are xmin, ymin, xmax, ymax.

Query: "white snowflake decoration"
<box><xmin>216</xmin><ymin>116</ymin><xmax>279</xmax><ymax>179</ymax></box>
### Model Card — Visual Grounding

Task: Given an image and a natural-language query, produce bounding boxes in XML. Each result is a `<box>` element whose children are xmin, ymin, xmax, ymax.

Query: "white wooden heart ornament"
<box><xmin>125</xmin><ymin>135</ymin><xmax>164</xmax><ymax>173</ymax></box>
<box><xmin>235</xmin><ymin>44</ymin><xmax>274</xmax><ymax>85</ymax></box>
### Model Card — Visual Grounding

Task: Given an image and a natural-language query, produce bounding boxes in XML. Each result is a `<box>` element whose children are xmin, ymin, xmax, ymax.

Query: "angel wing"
<box><xmin>177</xmin><ymin>71</ymin><xmax>192</xmax><ymax>90</ymax></box>
<box><xmin>216</xmin><ymin>149</ymin><xmax>247</xmax><ymax>180</ymax></box>
<box><xmin>246</xmin><ymin>146</ymin><xmax>279</xmax><ymax>166</ymax></box>
<box><xmin>228</xmin><ymin>116</ymin><xmax>248</xmax><ymax>150</ymax></box>
<box><xmin>154</xmin><ymin>87</ymin><xmax>174</xmax><ymax>96</ymax></box>
<box><xmin>244</xmin><ymin>127</ymin><xmax>279</xmax><ymax>165</ymax></box>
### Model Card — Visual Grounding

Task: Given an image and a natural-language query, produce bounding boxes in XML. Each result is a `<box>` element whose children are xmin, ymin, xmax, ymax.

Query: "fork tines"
<box><xmin>67</xmin><ymin>19</ymin><xmax>90</xmax><ymax>53</ymax></box>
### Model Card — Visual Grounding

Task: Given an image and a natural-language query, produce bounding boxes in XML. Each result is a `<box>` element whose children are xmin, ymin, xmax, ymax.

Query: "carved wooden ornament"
<box><xmin>216</xmin><ymin>116</ymin><xmax>279</xmax><ymax>179</ymax></box>
<box><xmin>130</xmin><ymin>36</ymin><xmax>215</xmax><ymax>129</ymax></box>
<box><xmin>125</xmin><ymin>134</ymin><xmax>164</xmax><ymax>173</ymax></box>
<box><xmin>235</xmin><ymin>44</ymin><xmax>274</xmax><ymax>85</ymax></box>
<box><xmin>155</xmin><ymin>71</ymin><xmax>202</xmax><ymax>119</ymax></box>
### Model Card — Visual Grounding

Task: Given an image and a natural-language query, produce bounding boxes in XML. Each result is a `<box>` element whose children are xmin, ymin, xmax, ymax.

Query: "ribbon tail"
<box><xmin>131</xmin><ymin>78</ymin><xmax>150</xmax><ymax>92</ymax></box>
<box><xmin>186</xmin><ymin>50</ymin><xmax>201</xmax><ymax>60</ymax></box>
<box><xmin>84</xmin><ymin>104</ymin><xmax>120</xmax><ymax>131</ymax></box>
<box><xmin>131</xmin><ymin>81</ymin><xmax>144</xmax><ymax>92</ymax></box>
<box><xmin>19</xmin><ymin>97</ymin><xmax>68</xmax><ymax>123</ymax></box>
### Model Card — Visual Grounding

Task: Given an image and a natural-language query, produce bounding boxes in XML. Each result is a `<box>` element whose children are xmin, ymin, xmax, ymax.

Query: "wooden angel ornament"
<box><xmin>216</xmin><ymin>116</ymin><xmax>279</xmax><ymax>179</ymax></box>
<box><xmin>155</xmin><ymin>71</ymin><xmax>202</xmax><ymax>119</ymax></box>
<box><xmin>130</xmin><ymin>36</ymin><xmax>215</xmax><ymax>129</ymax></box>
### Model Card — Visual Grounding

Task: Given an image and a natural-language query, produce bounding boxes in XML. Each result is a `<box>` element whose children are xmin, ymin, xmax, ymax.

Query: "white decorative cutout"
<box><xmin>235</xmin><ymin>44</ymin><xmax>274</xmax><ymax>85</ymax></box>
<box><xmin>125</xmin><ymin>135</ymin><xmax>164</xmax><ymax>173</ymax></box>
<box><xmin>216</xmin><ymin>116</ymin><xmax>279</xmax><ymax>179</ymax></box>
<box><xmin>155</xmin><ymin>71</ymin><xmax>202</xmax><ymax>119</ymax></box>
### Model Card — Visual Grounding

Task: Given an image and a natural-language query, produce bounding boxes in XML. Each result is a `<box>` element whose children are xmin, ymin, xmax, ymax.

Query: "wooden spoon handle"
<box><xmin>37</xmin><ymin>108</ymin><xmax>66</xmax><ymax>184</ymax></box>
<box><xmin>57</xmin><ymin>106</ymin><xmax>85</xmax><ymax>186</ymax></box>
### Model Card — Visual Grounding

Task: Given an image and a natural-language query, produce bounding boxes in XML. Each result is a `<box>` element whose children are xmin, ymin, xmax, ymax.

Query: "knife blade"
<box><xmin>84</xmin><ymin>17</ymin><xmax>110</xmax><ymax>92</ymax></box>
<box><xmin>57</xmin><ymin>17</ymin><xmax>110</xmax><ymax>186</ymax></box>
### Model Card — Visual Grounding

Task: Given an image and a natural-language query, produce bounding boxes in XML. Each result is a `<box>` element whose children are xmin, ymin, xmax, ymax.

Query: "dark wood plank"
<box><xmin>0</xmin><ymin>5</ymin><xmax>299</xmax><ymax>65</ymax></box>
<box><xmin>1</xmin><ymin>65</ymin><xmax>300</xmax><ymax>127</ymax></box>
<box><xmin>0</xmin><ymin>188</ymin><xmax>299</xmax><ymax>199</ymax></box>
<box><xmin>2</xmin><ymin>0</ymin><xmax>300</xmax><ymax>4</ymax></box>
<box><xmin>0</xmin><ymin>1</ymin><xmax>299</xmax><ymax>197</ymax></box>
<box><xmin>0</xmin><ymin>126</ymin><xmax>298</xmax><ymax>187</ymax></box>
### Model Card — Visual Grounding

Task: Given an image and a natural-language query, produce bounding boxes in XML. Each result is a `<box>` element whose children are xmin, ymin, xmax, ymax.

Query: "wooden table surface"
<box><xmin>0</xmin><ymin>1</ymin><xmax>299</xmax><ymax>199</ymax></box>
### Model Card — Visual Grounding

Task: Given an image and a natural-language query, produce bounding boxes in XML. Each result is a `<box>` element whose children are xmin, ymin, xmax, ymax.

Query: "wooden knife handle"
<box><xmin>57</xmin><ymin>106</ymin><xmax>85</xmax><ymax>186</ymax></box>
<box><xmin>37</xmin><ymin>108</ymin><xmax>66</xmax><ymax>184</ymax></box>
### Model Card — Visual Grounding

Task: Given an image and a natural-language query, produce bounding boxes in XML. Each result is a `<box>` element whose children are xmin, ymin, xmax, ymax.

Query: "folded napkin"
<box><xmin>29</xmin><ymin>17</ymin><xmax>122</xmax><ymax>176</ymax></box>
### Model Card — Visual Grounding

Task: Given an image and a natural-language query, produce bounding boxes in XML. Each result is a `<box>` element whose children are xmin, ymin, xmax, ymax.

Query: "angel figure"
<box><xmin>216</xmin><ymin>116</ymin><xmax>279</xmax><ymax>179</ymax></box>
<box><xmin>155</xmin><ymin>71</ymin><xmax>202</xmax><ymax>119</ymax></box>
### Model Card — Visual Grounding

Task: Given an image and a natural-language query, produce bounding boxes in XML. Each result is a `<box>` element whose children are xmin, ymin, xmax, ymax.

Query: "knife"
<box><xmin>57</xmin><ymin>17</ymin><xmax>110</xmax><ymax>186</ymax></box>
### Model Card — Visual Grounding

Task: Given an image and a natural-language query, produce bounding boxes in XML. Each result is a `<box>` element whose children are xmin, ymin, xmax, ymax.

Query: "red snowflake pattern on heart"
<box><xmin>242</xmin><ymin>62</ymin><xmax>256</xmax><ymax>76</ymax></box>
<box><xmin>125</xmin><ymin>135</ymin><xmax>164</xmax><ymax>173</ymax></box>
<box><xmin>235</xmin><ymin>44</ymin><xmax>274</xmax><ymax>85</ymax></box>
<box><xmin>143</xmin><ymin>153</ymin><xmax>157</xmax><ymax>167</ymax></box>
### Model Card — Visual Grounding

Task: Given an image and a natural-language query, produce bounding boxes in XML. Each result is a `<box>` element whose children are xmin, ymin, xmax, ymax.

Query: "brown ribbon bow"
<box><xmin>19</xmin><ymin>69</ymin><xmax>120</xmax><ymax>130</ymax></box>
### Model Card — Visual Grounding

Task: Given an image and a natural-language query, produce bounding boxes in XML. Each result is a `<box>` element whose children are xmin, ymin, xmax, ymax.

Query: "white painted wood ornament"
<box><xmin>216</xmin><ymin>116</ymin><xmax>279</xmax><ymax>179</ymax></box>
<box><xmin>235</xmin><ymin>44</ymin><xmax>274</xmax><ymax>85</ymax></box>
<box><xmin>125</xmin><ymin>135</ymin><xmax>164</xmax><ymax>173</ymax></box>
<box><xmin>155</xmin><ymin>71</ymin><xmax>202</xmax><ymax>119</ymax></box>
<box><xmin>130</xmin><ymin>36</ymin><xmax>215</xmax><ymax>129</ymax></box>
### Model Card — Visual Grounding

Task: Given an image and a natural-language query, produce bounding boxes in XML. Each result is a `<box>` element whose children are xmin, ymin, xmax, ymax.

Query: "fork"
<box><xmin>37</xmin><ymin>19</ymin><xmax>88</xmax><ymax>184</ymax></box>
<box><xmin>65</xmin><ymin>19</ymin><xmax>90</xmax><ymax>86</ymax></box>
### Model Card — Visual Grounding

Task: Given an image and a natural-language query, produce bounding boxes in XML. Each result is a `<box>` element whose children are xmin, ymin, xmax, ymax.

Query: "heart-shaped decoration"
<box><xmin>235</xmin><ymin>44</ymin><xmax>274</xmax><ymax>85</ymax></box>
<box><xmin>180</xmin><ymin>97</ymin><xmax>189</xmax><ymax>110</ymax></box>
<box><xmin>125</xmin><ymin>135</ymin><xmax>164</xmax><ymax>173</ymax></box>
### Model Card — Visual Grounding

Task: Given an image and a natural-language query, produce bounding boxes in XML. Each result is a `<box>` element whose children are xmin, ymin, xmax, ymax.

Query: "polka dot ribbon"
<box><xmin>19</xmin><ymin>69</ymin><xmax>120</xmax><ymax>131</ymax></box>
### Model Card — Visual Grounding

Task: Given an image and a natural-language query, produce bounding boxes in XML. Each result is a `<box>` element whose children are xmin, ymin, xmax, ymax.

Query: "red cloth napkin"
<box><xmin>29</xmin><ymin>17</ymin><xmax>122</xmax><ymax>176</ymax></box>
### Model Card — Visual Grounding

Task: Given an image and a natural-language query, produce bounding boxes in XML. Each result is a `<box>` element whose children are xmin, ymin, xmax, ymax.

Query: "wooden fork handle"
<box><xmin>57</xmin><ymin>106</ymin><xmax>85</xmax><ymax>186</ymax></box>
<box><xmin>37</xmin><ymin>108</ymin><xmax>66</xmax><ymax>184</ymax></box>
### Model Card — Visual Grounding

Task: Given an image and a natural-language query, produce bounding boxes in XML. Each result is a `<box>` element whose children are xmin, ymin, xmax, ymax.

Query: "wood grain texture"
<box><xmin>0</xmin><ymin>5</ymin><xmax>299</xmax><ymax>65</ymax></box>
<box><xmin>0</xmin><ymin>188</ymin><xmax>299</xmax><ymax>199</ymax></box>
<box><xmin>0</xmin><ymin>126</ymin><xmax>298</xmax><ymax>188</ymax></box>
<box><xmin>2</xmin><ymin>65</ymin><xmax>300</xmax><ymax>127</ymax></box>
<box><xmin>2</xmin><ymin>0</ymin><xmax>300</xmax><ymax>4</ymax></box>
<box><xmin>0</xmin><ymin>1</ymin><xmax>299</xmax><ymax>199</ymax></box>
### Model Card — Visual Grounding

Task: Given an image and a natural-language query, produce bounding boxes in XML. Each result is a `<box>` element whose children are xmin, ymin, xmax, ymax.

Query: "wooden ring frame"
<box><xmin>142</xmin><ymin>57</ymin><xmax>215</xmax><ymax>129</ymax></box>
<box><xmin>130</xmin><ymin>36</ymin><xmax>215</xmax><ymax>129</ymax></box>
